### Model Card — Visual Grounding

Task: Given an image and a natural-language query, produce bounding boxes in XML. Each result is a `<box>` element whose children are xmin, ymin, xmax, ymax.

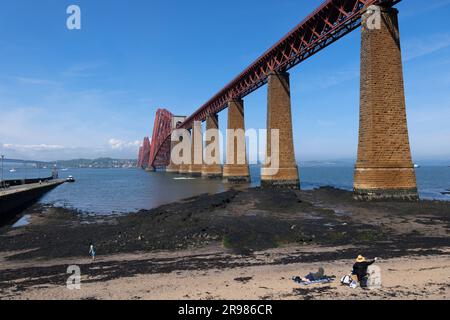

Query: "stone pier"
<box><xmin>202</xmin><ymin>114</ymin><xmax>223</xmax><ymax>178</ymax></box>
<box><xmin>166</xmin><ymin>135</ymin><xmax>181</xmax><ymax>173</ymax></box>
<box><xmin>188</xmin><ymin>121</ymin><xmax>203</xmax><ymax>176</ymax></box>
<box><xmin>223</xmin><ymin>98</ymin><xmax>250</xmax><ymax>183</ymax></box>
<box><xmin>354</xmin><ymin>5</ymin><xmax>418</xmax><ymax>200</ymax></box>
<box><xmin>178</xmin><ymin>130</ymin><xmax>191</xmax><ymax>175</ymax></box>
<box><xmin>261</xmin><ymin>71</ymin><xmax>299</xmax><ymax>189</ymax></box>
<box><xmin>167</xmin><ymin>115</ymin><xmax>187</xmax><ymax>173</ymax></box>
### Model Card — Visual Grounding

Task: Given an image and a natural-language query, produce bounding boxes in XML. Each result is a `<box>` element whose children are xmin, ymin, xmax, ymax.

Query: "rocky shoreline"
<box><xmin>0</xmin><ymin>187</ymin><xmax>449</xmax><ymax>299</ymax></box>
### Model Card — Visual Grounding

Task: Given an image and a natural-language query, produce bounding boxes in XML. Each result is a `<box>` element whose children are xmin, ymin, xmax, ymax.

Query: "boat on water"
<box><xmin>66</xmin><ymin>175</ymin><xmax>76</xmax><ymax>183</ymax></box>
<box><xmin>414</xmin><ymin>164</ymin><xmax>420</xmax><ymax>169</ymax></box>
<box><xmin>9</xmin><ymin>168</ymin><xmax>16</xmax><ymax>173</ymax></box>
<box><xmin>62</xmin><ymin>168</ymin><xmax>69</xmax><ymax>171</ymax></box>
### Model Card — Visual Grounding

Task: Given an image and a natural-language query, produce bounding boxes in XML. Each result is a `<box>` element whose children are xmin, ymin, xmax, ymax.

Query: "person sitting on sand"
<box><xmin>299</xmin><ymin>268</ymin><xmax>325</xmax><ymax>283</ymax></box>
<box><xmin>89</xmin><ymin>243</ymin><xmax>96</xmax><ymax>261</ymax></box>
<box><xmin>353</xmin><ymin>255</ymin><xmax>377</xmax><ymax>288</ymax></box>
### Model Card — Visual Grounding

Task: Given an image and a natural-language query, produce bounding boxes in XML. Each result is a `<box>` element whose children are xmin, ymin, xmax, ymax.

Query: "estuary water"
<box><xmin>2</xmin><ymin>165</ymin><xmax>450</xmax><ymax>215</ymax></box>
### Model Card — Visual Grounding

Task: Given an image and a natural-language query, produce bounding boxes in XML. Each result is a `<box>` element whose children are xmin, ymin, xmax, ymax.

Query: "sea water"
<box><xmin>2</xmin><ymin>164</ymin><xmax>449</xmax><ymax>215</ymax></box>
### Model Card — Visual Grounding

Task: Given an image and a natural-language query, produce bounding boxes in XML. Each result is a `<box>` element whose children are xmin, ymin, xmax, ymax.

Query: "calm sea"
<box><xmin>2</xmin><ymin>164</ymin><xmax>449</xmax><ymax>215</ymax></box>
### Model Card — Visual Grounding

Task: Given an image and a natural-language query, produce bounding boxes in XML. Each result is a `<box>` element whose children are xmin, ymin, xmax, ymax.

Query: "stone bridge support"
<box><xmin>188</xmin><ymin>121</ymin><xmax>203</xmax><ymax>176</ymax></box>
<box><xmin>167</xmin><ymin>115</ymin><xmax>187</xmax><ymax>173</ymax></box>
<box><xmin>178</xmin><ymin>130</ymin><xmax>191</xmax><ymax>175</ymax></box>
<box><xmin>261</xmin><ymin>71</ymin><xmax>299</xmax><ymax>189</ymax></box>
<box><xmin>166</xmin><ymin>135</ymin><xmax>181</xmax><ymax>173</ymax></box>
<box><xmin>202</xmin><ymin>114</ymin><xmax>223</xmax><ymax>178</ymax></box>
<box><xmin>223</xmin><ymin>98</ymin><xmax>250</xmax><ymax>183</ymax></box>
<box><xmin>354</xmin><ymin>5</ymin><xmax>418</xmax><ymax>200</ymax></box>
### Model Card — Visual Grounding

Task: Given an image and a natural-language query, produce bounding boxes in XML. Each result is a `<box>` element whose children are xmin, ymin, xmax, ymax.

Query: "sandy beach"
<box><xmin>0</xmin><ymin>187</ymin><xmax>449</xmax><ymax>300</ymax></box>
<box><xmin>0</xmin><ymin>246</ymin><xmax>449</xmax><ymax>300</ymax></box>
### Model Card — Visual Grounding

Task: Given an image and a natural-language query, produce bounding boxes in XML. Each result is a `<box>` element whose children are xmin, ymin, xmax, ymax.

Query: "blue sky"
<box><xmin>0</xmin><ymin>0</ymin><xmax>449</xmax><ymax>162</ymax></box>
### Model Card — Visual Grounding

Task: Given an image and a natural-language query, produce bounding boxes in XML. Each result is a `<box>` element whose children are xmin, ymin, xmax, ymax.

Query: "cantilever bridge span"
<box><xmin>139</xmin><ymin>0</ymin><xmax>419</xmax><ymax>200</ymax></box>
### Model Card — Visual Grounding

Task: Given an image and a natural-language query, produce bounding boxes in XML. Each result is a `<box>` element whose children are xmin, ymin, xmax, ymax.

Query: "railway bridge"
<box><xmin>138</xmin><ymin>0</ymin><xmax>418</xmax><ymax>200</ymax></box>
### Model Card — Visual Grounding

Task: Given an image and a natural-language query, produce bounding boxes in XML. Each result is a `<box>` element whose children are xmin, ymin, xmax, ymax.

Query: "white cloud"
<box><xmin>0</xmin><ymin>79</ymin><xmax>148</xmax><ymax>161</ymax></box>
<box><xmin>108</xmin><ymin>139</ymin><xmax>140</xmax><ymax>151</ymax></box>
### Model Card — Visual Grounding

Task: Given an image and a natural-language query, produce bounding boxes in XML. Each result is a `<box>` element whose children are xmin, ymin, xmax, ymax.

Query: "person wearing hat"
<box><xmin>352</xmin><ymin>255</ymin><xmax>378</xmax><ymax>288</ymax></box>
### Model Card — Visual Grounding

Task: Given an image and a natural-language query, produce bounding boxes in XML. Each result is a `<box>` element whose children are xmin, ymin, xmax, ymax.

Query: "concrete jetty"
<box><xmin>0</xmin><ymin>180</ymin><xmax>65</xmax><ymax>217</ymax></box>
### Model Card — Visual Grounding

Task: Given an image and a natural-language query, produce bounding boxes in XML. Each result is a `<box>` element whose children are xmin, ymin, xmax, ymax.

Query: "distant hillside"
<box><xmin>299</xmin><ymin>159</ymin><xmax>355</xmax><ymax>167</ymax></box>
<box><xmin>55</xmin><ymin>158</ymin><xmax>137</xmax><ymax>169</ymax></box>
<box><xmin>4</xmin><ymin>158</ymin><xmax>137</xmax><ymax>169</ymax></box>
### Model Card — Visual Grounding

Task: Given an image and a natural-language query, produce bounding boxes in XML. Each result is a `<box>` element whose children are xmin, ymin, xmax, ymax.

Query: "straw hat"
<box><xmin>356</xmin><ymin>255</ymin><xmax>366</xmax><ymax>263</ymax></box>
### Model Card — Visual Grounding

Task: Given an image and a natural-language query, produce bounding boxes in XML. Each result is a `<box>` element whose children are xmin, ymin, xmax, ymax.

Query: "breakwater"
<box><xmin>0</xmin><ymin>180</ymin><xmax>65</xmax><ymax>221</ymax></box>
<box><xmin>2</xmin><ymin>176</ymin><xmax>55</xmax><ymax>188</ymax></box>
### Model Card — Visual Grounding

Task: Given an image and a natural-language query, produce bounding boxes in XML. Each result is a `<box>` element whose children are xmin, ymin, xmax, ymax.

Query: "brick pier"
<box><xmin>261</xmin><ymin>71</ymin><xmax>300</xmax><ymax>189</ymax></box>
<box><xmin>202</xmin><ymin>114</ymin><xmax>223</xmax><ymax>178</ymax></box>
<box><xmin>178</xmin><ymin>130</ymin><xmax>191</xmax><ymax>175</ymax></box>
<box><xmin>354</xmin><ymin>5</ymin><xmax>418</xmax><ymax>200</ymax></box>
<box><xmin>188</xmin><ymin>121</ymin><xmax>203</xmax><ymax>176</ymax></box>
<box><xmin>166</xmin><ymin>135</ymin><xmax>181</xmax><ymax>173</ymax></box>
<box><xmin>223</xmin><ymin>99</ymin><xmax>250</xmax><ymax>183</ymax></box>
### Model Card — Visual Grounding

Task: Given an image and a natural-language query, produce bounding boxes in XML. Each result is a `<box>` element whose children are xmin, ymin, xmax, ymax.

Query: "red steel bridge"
<box><xmin>139</xmin><ymin>0</ymin><xmax>412</xmax><ymax>199</ymax></box>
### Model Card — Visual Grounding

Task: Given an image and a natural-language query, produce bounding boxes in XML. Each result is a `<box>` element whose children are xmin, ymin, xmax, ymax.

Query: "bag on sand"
<box><xmin>341</xmin><ymin>274</ymin><xmax>359</xmax><ymax>289</ymax></box>
<box><xmin>340</xmin><ymin>275</ymin><xmax>352</xmax><ymax>285</ymax></box>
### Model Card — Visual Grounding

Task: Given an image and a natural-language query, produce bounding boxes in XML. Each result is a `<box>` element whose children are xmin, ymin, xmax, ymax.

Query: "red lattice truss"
<box><xmin>137</xmin><ymin>146</ymin><xmax>144</xmax><ymax>167</ymax></box>
<box><xmin>149</xmin><ymin>109</ymin><xmax>173</xmax><ymax>168</ymax></box>
<box><xmin>137</xmin><ymin>137</ymin><xmax>151</xmax><ymax>168</ymax></box>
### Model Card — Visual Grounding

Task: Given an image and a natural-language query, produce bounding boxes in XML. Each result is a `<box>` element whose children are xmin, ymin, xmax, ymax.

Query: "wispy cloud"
<box><xmin>402</xmin><ymin>0</ymin><xmax>450</xmax><ymax>17</ymax></box>
<box><xmin>0</xmin><ymin>142</ymin><xmax>72</xmax><ymax>161</ymax></box>
<box><xmin>0</xmin><ymin>140</ymin><xmax>140</xmax><ymax>161</ymax></box>
<box><xmin>15</xmin><ymin>77</ymin><xmax>60</xmax><ymax>86</ymax></box>
<box><xmin>0</xmin><ymin>84</ymin><xmax>146</xmax><ymax>161</ymax></box>
<box><xmin>404</xmin><ymin>33</ymin><xmax>450</xmax><ymax>61</ymax></box>
<box><xmin>299</xmin><ymin>66</ymin><xmax>359</xmax><ymax>92</ymax></box>
<box><xmin>317</xmin><ymin>120</ymin><xmax>336</xmax><ymax>127</ymax></box>
<box><xmin>423</xmin><ymin>0</ymin><xmax>450</xmax><ymax>11</ymax></box>
<box><xmin>62</xmin><ymin>63</ymin><xmax>104</xmax><ymax>78</ymax></box>
<box><xmin>2</xmin><ymin>143</ymin><xmax>65</xmax><ymax>151</ymax></box>
<box><xmin>0</xmin><ymin>107</ymin><xmax>45</xmax><ymax>142</ymax></box>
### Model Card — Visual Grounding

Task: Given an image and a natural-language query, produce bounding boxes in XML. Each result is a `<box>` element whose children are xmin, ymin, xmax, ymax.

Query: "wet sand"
<box><xmin>0</xmin><ymin>187</ymin><xmax>449</xmax><ymax>300</ymax></box>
